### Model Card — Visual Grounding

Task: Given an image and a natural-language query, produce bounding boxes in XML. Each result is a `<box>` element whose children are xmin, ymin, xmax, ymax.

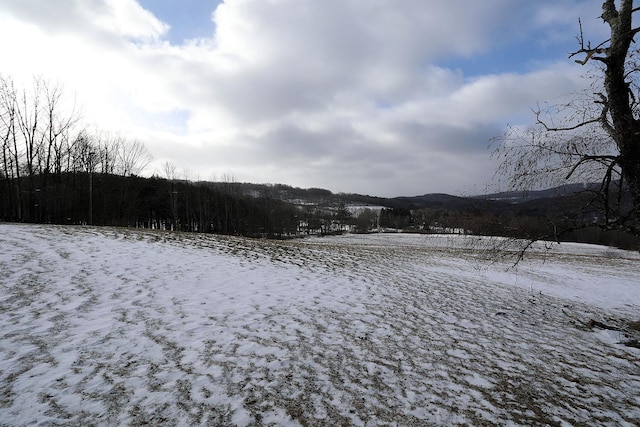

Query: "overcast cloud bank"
<box><xmin>0</xmin><ymin>1</ymin><xmax>605</xmax><ymax>196</ymax></box>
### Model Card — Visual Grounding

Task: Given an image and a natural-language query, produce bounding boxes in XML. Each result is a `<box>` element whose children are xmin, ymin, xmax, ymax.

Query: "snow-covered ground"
<box><xmin>0</xmin><ymin>223</ymin><xmax>639</xmax><ymax>426</ymax></box>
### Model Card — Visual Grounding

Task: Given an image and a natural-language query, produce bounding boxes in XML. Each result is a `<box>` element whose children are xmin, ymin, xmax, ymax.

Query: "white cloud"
<box><xmin>0</xmin><ymin>0</ymin><xmax>604</xmax><ymax>196</ymax></box>
<box><xmin>88</xmin><ymin>0</ymin><xmax>169</xmax><ymax>41</ymax></box>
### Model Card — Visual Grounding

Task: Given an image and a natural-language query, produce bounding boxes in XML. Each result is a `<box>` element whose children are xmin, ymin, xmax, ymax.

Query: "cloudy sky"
<box><xmin>0</xmin><ymin>0</ymin><xmax>605</xmax><ymax>197</ymax></box>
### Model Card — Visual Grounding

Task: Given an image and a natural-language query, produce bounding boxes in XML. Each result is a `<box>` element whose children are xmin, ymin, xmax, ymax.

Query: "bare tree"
<box><xmin>494</xmin><ymin>0</ymin><xmax>640</xmax><ymax>246</ymax></box>
<box><xmin>162</xmin><ymin>160</ymin><xmax>178</xmax><ymax>181</ymax></box>
<box><xmin>14</xmin><ymin>77</ymin><xmax>44</xmax><ymax>219</ymax></box>
<box><xmin>161</xmin><ymin>161</ymin><xmax>179</xmax><ymax>230</ymax></box>
<box><xmin>0</xmin><ymin>76</ymin><xmax>20</xmax><ymax>219</ymax></box>
<box><xmin>220</xmin><ymin>173</ymin><xmax>240</xmax><ymax>234</ymax></box>
<box><xmin>91</xmin><ymin>131</ymin><xmax>122</xmax><ymax>174</ymax></box>
<box><xmin>116</xmin><ymin>138</ymin><xmax>152</xmax><ymax>177</ymax></box>
<box><xmin>71</xmin><ymin>130</ymin><xmax>96</xmax><ymax>173</ymax></box>
<box><xmin>0</xmin><ymin>77</ymin><xmax>16</xmax><ymax>178</ymax></box>
<box><xmin>42</xmin><ymin>80</ymin><xmax>79</xmax><ymax>177</ymax></box>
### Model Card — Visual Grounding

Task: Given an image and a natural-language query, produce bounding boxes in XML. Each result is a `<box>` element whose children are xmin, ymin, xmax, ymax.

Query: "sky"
<box><xmin>0</xmin><ymin>0</ymin><xmax>606</xmax><ymax>197</ymax></box>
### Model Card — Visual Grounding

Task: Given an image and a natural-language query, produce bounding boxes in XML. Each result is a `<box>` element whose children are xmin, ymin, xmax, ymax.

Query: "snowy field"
<box><xmin>1</xmin><ymin>223</ymin><xmax>639</xmax><ymax>426</ymax></box>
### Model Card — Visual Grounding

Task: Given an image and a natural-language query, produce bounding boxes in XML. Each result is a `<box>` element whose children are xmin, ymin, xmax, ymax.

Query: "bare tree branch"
<box><xmin>564</xmin><ymin>154</ymin><xmax>618</xmax><ymax>180</ymax></box>
<box><xmin>569</xmin><ymin>18</ymin><xmax>611</xmax><ymax>65</ymax></box>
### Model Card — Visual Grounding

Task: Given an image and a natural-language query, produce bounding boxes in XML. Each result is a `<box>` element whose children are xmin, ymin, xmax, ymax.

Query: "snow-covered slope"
<box><xmin>1</xmin><ymin>224</ymin><xmax>638</xmax><ymax>426</ymax></box>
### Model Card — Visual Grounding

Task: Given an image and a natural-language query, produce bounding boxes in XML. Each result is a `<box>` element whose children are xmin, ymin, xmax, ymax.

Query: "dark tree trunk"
<box><xmin>601</xmin><ymin>0</ymin><xmax>640</xmax><ymax>232</ymax></box>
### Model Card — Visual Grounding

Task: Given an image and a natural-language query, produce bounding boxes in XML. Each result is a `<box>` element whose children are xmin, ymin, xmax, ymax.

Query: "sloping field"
<box><xmin>1</xmin><ymin>224</ymin><xmax>639</xmax><ymax>426</ymax></box>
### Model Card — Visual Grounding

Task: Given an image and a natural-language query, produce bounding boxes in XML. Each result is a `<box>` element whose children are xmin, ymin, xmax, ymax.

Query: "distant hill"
<box><xmin>476</xmin><ymin>183</ymin><xmax>600</xmax><ymax>203</ymax></box>
<box><xmin>222</xmin><ymin>181</ymin><xmax>605</xmax><ymax>216</ymax></box>
<box><xmin>389</xmin><ymin>193</ymin><xmax>507</xmax><ymax>212</ymax></box>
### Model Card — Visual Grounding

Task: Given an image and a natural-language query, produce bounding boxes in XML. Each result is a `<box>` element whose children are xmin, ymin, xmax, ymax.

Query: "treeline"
<box><xmin>0</xmin><ymin>75</ymin><xmax>155</xmax><ymax>223</ymax></box>
<box><xmin>0</xmin><ymin>171</ymin><xmax>306</xmax><ymax>238</ymax></box>
<box><xmin>0</xmin><ymin>75</ymin><xmax>313</xmax><ymax>237</ymax></box>
<box><xmin>409</xmin><ymin>204</ymin><xmax>638</xmax><ymax>250</ymax></box>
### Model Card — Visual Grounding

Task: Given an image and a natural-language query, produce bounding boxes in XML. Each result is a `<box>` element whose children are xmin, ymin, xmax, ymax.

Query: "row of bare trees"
<box><xmin>0</xmin><ymin>74</ymin><xmax>315</xmax><ymax>236</ymax></box>
<box><xmin>0</xmin><ymin>75</ymin><xmax>152</xmax><ymax>223</ymax></box>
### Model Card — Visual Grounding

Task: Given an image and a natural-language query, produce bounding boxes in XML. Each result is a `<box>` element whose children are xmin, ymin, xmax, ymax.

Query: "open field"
<box><xmin>1</xmin><ymin>224</ymin><xmax>639</xmax><ymax>426</ymax></box>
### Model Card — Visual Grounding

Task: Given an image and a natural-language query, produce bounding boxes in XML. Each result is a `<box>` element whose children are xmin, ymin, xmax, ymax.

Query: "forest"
<box><xmin>0</xmin><ymin>75</ymin><xmax>307</xmax><ymax>237</ymax></box>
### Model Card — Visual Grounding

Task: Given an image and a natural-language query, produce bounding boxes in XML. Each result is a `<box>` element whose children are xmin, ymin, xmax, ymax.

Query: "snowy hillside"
<box><xmin>1</xmin><ymin>224</ymin><xmax>639</xmax><ymax>426</ymax></box>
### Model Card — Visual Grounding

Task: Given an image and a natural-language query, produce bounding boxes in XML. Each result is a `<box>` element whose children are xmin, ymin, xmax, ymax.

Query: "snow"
<box><xmin>1</xmin><ymin>223</ymin><xmax>639</xmax><ymax>426</ymax></box>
